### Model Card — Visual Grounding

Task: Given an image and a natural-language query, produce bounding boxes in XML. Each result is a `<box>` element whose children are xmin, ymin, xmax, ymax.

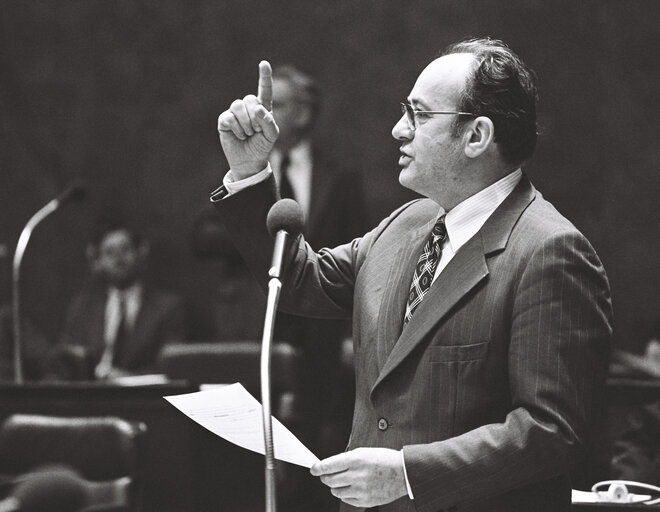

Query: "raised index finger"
<box><xmin>257</xmin><ymin>60</ymin><xmax>273</xmax><ymax>111</ymax></box>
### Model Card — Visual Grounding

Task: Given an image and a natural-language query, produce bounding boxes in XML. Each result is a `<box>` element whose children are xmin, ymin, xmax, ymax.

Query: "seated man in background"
<box><xmin>609</xmin><ymin>319</ymin><xmax>660</xmax><ymax>379</ymax></box>
<box><xmin>609</xmin><ymin>321</ymin><xmax>660</xmax><ymax>485</ymax></box>
<box><xmin>47</xmin><ymin>222</ymin><xmax>185</xmax><ymax>381</ymax></box>
<box><xmin>610</xmin><ymin>399</ymin><xmax>660</xmax><ymax>486</ymax></box>
<box><xmin>189</xmin><ymin>205</ymin><xmax>266</xmax><ymax>341</ymax></box>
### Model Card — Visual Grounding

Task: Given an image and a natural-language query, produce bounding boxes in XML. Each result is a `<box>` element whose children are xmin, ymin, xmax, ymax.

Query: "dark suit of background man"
<box><xmin>49</xmin><ymin>223</ymin><xmax>185</xmax><ymax>381</ymax></box>
<box><xmin>269</xmin><ymin>64</ymin><xmax>367</xmax><ymax>456</ymax></box>
<box><xmin>212</xmin><ymin>38</ymin><xmax>612</xmax><ymax>511</ymax></box>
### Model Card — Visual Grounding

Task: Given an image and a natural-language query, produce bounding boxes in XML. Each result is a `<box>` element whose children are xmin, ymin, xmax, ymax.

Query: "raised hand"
<box><xmin>217</xmin><ymin>60</ymin><xmax>279</xmax><ymax>180</ymax></box>
<box><xmin>310</xmin><ymin>447</ymin><xmax>408</xmax><ymax>508</ymax></box>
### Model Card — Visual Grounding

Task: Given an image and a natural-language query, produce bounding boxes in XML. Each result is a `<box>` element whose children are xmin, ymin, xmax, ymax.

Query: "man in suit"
<box><xmin>212</xmin><ymin>38</ymin><xmax>612</xmax><ymax>511</ymax></box>
<box><xmin>269</xmin><ymin>64</ymin><xmax>366</xmax><ymax>249</ymax></box>
<box><xmin>50</xmin><ymin>222</ymin><xmax>185</xmax><ymax>380</ymax></box>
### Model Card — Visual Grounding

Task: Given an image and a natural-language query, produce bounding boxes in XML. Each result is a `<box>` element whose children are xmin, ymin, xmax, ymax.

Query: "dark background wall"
<box><xmin>1</xmin><ymin>0</ymin><xmax>658</xmax><ymax>351</ymax></box>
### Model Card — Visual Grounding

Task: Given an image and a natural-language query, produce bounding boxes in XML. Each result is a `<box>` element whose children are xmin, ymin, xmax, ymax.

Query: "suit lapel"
<box><xmin>89</xmin><ymin>291</ymin><xmax>109</xmax><ymax>359</ymax></box>
<box><xmin>371</xmin><ymin>234</ymin><xmax>489</xmax><ymax>394</ymax></box>
<box><xmin>370</xmin><ymin>176</ymin><xmax>537</xmax><ymax>395</ymax></box>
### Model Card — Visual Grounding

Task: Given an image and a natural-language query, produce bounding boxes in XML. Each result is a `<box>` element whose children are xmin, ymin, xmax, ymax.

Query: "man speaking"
<box><xmin>211</xmin><ymin>38</ymin><xmax>612</xmax><ymax>512</ymax></box>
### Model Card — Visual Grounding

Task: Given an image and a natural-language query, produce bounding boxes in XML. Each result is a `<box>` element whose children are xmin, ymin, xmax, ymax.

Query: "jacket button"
<box><xmin>377</xmin><ymin>418</ymin><xmax>388</xmax><ymax>431</ymax></box>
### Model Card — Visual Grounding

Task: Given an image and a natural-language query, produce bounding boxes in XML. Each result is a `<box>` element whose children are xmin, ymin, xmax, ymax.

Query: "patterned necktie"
<box><xmin>278</xmin><ymin>153</ymin><xmax>295</xmax><ymax>200</ymax></box>
<box><xmin>403</xmin><ymin>215</ymin><xmax>447</xmax><ymax>325</ymax></box>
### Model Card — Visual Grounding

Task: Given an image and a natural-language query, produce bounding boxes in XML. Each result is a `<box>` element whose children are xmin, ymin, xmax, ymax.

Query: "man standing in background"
<box><xmin>269</xmin><ymin>64</ymin><xmax>367</xmax><ymax>459</ymax></box>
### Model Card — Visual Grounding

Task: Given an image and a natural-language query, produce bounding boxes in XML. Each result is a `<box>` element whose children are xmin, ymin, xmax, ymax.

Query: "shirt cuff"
<box><xmin>401</xmin><ymin>450</ymin><xmax>414</xmax><ymax>499</ymax></box>
<box><xmin>209</xmin><ymin>164</ymin><xmax>272</xmax><ymax>202</ymax></box>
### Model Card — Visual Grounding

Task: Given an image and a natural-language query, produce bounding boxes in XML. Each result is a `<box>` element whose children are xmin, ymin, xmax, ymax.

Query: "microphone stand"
<box><xmin>12</xmin><ymin>197</ymin><xmax>61</xmax><ymax>384</ymax></box>
<box><xmin>260</xmin><ymin>231</ymin><xmax>289</xmax><ymax>512</ymax></box>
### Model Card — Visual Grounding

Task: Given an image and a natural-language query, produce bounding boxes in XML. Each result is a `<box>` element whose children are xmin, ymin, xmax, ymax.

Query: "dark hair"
<box><xmin>440</xmin><ymin>38</ymin><xmax>538</xmax><ymax>165</ymax></box>
<box><xmin>91</xmin><ymin>220</ymin><xmax>142</xmax><ymax>249</ymax></box>
<box><xmin>272</xmin><ymin>64</ymin><xmax>322</xmax><ymax>130</ymax></box>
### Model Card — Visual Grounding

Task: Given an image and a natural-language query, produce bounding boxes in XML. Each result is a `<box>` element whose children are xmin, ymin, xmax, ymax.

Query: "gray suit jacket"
<box><xmin>214</xmin><ymin>174</ymin><xmax>612</xmax><ymax>512</ymax></box>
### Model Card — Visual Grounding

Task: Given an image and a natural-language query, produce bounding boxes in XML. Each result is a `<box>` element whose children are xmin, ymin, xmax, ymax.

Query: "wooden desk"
<box><xmin>606</xmin><ymin>377</ymin><xmax>660</xmax><ymax>405</ymax></box>
<box><xmin>0</xmin><ymin>381</ymin><xmax>327</xmax><ymax>512</ymax></box>
<box><xmin>573</xmin><ymin>503</ymin><xmax>660</xmax><ymax>510</ymax></box>
<box><xmin>4</xmin><ymin>378</ymin><xmax>654</xmax><ymax>511</ymax></box>
<box><xmin>0</xmin><ymin>381</ymin><xmax>198</xmax><ymax>512</ymax></box>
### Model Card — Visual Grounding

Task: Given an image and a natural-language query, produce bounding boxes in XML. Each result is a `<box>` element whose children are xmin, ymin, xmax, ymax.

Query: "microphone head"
<box><xmin>58</xmin><ymin>183</ymin><xmax>87</xmax><ymax>205</ymax></box>
<box><xmin>12</xmin><ymin>466</ymin><xmax>88</xmax><ymax>511</ymax></box>
<box><xmin>266</xmin><ymin>199</ymin><xmax>304</xmax><ymax>238</ymax></box>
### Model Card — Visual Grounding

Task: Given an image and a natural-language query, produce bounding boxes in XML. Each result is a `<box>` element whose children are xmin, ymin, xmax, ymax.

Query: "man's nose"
<box><xmin>392</xmin><ymin>114</ymin><xmax>412</xmax><ymax>141</ymax></box>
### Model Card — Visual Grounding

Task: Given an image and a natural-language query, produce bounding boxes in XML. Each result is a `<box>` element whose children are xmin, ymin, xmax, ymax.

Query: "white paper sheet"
<box><xmin>164</xmin><ymin>383</ymin><xmax>319</xmax><ymax>468</ymax></box>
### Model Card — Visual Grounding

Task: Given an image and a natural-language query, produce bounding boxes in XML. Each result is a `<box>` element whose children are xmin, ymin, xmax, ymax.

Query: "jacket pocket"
<box><xmin>429</xmin><ymin>342</ymin><xmax>489</xmax><ymax>363</ymax></box>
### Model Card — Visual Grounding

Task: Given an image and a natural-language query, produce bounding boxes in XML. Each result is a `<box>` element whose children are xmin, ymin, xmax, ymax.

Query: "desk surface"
<box><xmin>573</xmin><ymin>504</ymin><xmax>660</xmax><ymax>510</ymax></box>
<box><xmin>0</xmin><ymin>380</ymin><xmax>200</xmax><ymax>512</ymax></box>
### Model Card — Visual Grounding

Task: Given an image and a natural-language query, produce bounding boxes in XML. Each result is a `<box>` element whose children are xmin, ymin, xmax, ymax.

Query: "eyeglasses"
<box><xmin>400</xmin><ymin>101</ymin><xmax>475</xmax><ymax>131</ymax></box>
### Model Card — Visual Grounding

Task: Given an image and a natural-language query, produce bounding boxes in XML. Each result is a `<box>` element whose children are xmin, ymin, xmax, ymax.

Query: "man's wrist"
<box><xmin>210</xmin><ymin>164</ymin><xmax>272</xmax><ymax>202</ymax></box>
<box><xmin>230</xmin><ymin>160</ymin><xmax>269</xmax><ymax>181</ymax></box>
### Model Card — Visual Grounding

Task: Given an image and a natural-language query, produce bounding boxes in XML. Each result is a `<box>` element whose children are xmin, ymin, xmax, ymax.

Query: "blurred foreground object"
<box><xmin>0</xmin><ymin>414</ymin><xmax>146</xmax><ymax>511</ymax></box>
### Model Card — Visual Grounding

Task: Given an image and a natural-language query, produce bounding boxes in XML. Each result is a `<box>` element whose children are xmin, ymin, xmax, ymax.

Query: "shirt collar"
<box><xmin>108</xmin><ymin>282</ymin><xmax>143</xmax><ymax>302</ymax></box>
<box><xmin>443</xmin><ymin>169</ymin><xmax>522</xmax><ymax>252</ymax></box>
<box><xmin>272</xmin><ymin>140</ymin><xmax>312</xmax><ymax>173</ymax></box>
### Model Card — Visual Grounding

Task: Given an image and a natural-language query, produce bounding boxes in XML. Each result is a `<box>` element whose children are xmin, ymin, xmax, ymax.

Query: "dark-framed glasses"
<box><xmin>400</xmin><ymin>101</ymin><xmax>475</xmax><ymax>131</ymax></box>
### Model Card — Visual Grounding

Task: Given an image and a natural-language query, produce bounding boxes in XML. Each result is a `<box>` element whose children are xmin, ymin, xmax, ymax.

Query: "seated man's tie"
<box><xmin>278</xmin><ymin>153</ymin><xmax>295</xmax><ymax>200</ymax></box>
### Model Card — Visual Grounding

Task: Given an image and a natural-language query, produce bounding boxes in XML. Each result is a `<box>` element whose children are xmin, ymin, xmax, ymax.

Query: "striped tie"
<box><xmin>403</xmin><ymin>215</ymin><xmax>447</xmax><ymax>325</ymax></box>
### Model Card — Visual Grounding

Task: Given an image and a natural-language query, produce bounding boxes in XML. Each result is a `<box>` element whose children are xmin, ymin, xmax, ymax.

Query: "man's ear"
<box><xmin>464</xmin><ymin>116</ymin><xmax>495</xmax><ymax>159</ymax></box>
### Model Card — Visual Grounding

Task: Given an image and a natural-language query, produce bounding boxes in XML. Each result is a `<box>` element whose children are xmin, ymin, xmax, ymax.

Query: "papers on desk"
<box><xmin>111</xmin><ymin>374</ymin><xmax>170</xmax><ymax>386</ymax></box>
<box><xmin>164</xmin><ymin>383</ymin><xmax>319</xmax><ymax>468</ymax></box>
<box><xmin>571</xmin><ymin>489</ymin><xmax>652</xmax><ymax>504</ymax></box>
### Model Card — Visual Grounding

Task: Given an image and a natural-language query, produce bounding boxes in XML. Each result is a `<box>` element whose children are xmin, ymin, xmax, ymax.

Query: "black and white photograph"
<box><xmin>0</xmin><ymin>2</ymin><xmax>659</xmax><ymax>511</ymax></box>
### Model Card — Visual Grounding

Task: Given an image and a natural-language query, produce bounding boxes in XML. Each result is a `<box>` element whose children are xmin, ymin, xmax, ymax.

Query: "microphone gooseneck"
<box><xmin>12</xmin><ymin>183</ymin><xmax>86</xmax><ymax>383</ymax></box>
<box><xmin>57</xmin><ymin>183</ymin><xmax>87</xmax><ymax>206</ymax></box>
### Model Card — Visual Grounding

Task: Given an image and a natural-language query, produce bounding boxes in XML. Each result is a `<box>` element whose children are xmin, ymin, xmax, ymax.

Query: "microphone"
<box><xmin>261</xmin><ymin>198</ymin><xmax>304</xmax><ymax>512</ymax></box>
<box><xmin>265</xmin><ymin>199</ymin><xmax>304</xmax><ymax>280</ymax></box>
<box><xmin>11</xmin><ymin>182</ymin><xmax>86</xmax><ymax>383</ymax></box>
<box><xmin>55</xmin><ymin>183</ymin><xmax>87</xmax><ymax>206</ymax></box>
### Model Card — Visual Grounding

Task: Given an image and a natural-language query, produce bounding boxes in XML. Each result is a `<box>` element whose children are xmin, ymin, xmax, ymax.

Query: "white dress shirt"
<box><xmin>104</xmin><ymin>283</ymin><xmax>142</xmax><ymax>344</ymax></box>
<box><xmin>95</xmin><ymin>283</ymin><xmax>143</xmax><ymax>378</ymax></box>
<box><xmin>433</xmin><ymin>169</ymin><xmax>523</xmax><ymax>281</ymax></box>
<box><xmin>270</xmin><ymin>141</ymin><xmax>313</xmax><ymax>219</ymax></box>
